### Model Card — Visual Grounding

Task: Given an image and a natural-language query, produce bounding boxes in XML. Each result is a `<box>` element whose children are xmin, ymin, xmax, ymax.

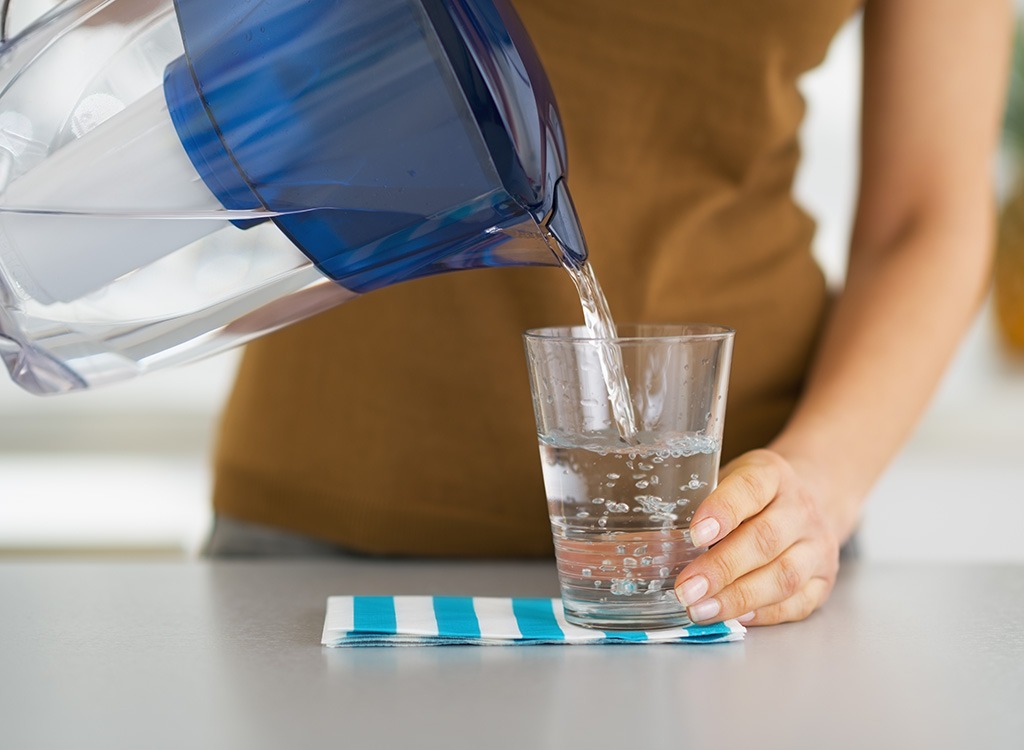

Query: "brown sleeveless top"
<box><xmin>212</xmin><ymin>0</ymin><xmax>859</xmax><ymax>556</ymax></box>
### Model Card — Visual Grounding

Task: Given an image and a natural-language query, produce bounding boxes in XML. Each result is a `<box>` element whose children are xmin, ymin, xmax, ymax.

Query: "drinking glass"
<box><xmin>524</xmin><ymin>323</ymin><xmax>734</xmax><ymax>629</ymax></box>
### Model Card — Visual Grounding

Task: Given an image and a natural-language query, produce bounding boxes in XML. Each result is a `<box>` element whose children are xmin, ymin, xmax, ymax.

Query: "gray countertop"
<box><xmin>0</xmin><ymin>558</ymin><xmax>1021</xmax><ymax>750</ymax></box>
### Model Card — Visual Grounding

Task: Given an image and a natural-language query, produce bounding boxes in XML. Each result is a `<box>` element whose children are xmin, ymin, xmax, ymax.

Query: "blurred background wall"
<box><xmin>1</xmin><ymin>5</ymin><xmax>1022</xmax><ymax>559</ymax></box>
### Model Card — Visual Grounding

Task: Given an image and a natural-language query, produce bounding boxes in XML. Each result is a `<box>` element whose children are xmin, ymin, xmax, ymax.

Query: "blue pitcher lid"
<box><xmin>163</xmin><ymin>0</ymin><xmax>576</xmax><ymax>292</ymax></box>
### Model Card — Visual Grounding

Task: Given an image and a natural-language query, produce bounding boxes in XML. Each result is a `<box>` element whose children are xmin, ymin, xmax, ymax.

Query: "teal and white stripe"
<box><xmin>321</xmin><ymin>596</ymin><xmax>745</xmax><ymax>646</ymax></box>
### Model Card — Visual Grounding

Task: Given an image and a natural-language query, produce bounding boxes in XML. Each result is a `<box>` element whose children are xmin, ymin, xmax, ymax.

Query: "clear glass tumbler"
<box><xmin>524</xmin><ymin>323</ymin><xmax>734</xmax><ymax>630</ymax></box>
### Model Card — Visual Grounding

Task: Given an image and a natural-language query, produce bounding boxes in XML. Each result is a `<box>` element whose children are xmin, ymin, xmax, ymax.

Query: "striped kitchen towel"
<box><xmin>321</xmin><ymin>596</ymin><xmax>745</xmax><ymax>646</ymax></box>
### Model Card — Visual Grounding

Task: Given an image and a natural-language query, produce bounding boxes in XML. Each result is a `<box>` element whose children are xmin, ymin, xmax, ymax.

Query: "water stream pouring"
<box><xmin>0</xmin><ymin>0</ymin><xmax>588</xmax><ymax>394</ymax></box>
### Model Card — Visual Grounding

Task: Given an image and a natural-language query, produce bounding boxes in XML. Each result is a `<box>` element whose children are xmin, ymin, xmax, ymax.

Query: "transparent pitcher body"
<box><xmin>0</xmin><ymin>0</ymin><xmax>586</xmax><ymax>394</ymax></box>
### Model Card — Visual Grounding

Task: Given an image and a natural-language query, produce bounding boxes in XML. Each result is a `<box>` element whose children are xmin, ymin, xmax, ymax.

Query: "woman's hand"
<box><xmin>673</xmin><ymin>449</ymin><xmax>843</xmax><ymax>627</ymax></box>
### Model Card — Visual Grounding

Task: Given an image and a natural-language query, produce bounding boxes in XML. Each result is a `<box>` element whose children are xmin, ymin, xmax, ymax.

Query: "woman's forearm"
<box><xmin>769</xmin><ymin>212</ymin><xmax>995</xmax><ymax>542</ymax></box>
<box><xmin>768</xmin><ymin>0</ymin><xmax>1011</xmax><ymax>543</ymax></box>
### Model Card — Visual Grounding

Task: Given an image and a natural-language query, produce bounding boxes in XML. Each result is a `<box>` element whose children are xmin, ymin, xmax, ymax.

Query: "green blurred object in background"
<box><xmin>996</xmin><ymin>22</ymin><xmax>1024</xmax><ymax>350</ymax></box>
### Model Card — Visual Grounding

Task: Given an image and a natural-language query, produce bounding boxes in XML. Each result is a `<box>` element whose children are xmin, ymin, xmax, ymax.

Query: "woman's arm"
<box><xmin>674</xmin><ymin>0</ymin><xmax>1013</xmax><ymax>626</ymax></box>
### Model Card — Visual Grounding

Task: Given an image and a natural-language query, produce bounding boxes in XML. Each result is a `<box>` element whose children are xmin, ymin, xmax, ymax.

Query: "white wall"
<box><xmin>0</xmin><ymin>354</ymin><xmax>237</xmax><ymax>554</ymax></box>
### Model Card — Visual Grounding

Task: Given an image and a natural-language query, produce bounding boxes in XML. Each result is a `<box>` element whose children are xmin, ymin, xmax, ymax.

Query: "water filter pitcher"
<box><xmin>0</xmin><ymin>0</ymin><xmax>587</xmax><ymax>394</ymax></box>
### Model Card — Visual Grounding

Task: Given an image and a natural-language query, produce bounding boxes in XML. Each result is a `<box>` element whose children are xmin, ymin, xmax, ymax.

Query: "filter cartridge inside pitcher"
<box><xmin>0</xmin><ymin>87</ymin><xmax>229</xmax><ymax>304</ymax></box>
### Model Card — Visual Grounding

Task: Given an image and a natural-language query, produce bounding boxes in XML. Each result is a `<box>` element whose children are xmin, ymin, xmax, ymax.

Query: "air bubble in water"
<box><xmin>610</xmin><ymin>578</ymin><xmax>638</xmax><ymax>596</ymax></box>
<box><xmin>636</xmin><ymin>495</ymin><xmax>675</xmax><ymax>515</ymax></box>
<box><xmin>684</xmin><ymin>474</ymin><xmax>707</xmax><ymax>490</ymax></box>
<box><xmin>606</xmin><ymin>473</ymin><xmax>620</xmax><ymax>480</ymax></box>
<box><xmin>576</xmin><ymin>510</ymin><xmax>590</xmax><ymax>518</ymax></box>
<box><xmin>622</xmin><ymin>557</ymin><xmax>637</xmax><ymax>567</ymax></box>
<box><xmin>591</xmin><ymin>496</ymin><xmax>605</xmax><ymax>504</ymax></box>
<box><xmin>648</xmin><ymin>579</ymin><xmax>664</xmax><ymax>592</ymax></box>
<box><xmin>581</xmin><ymin>568</ymin><xmax>592</xmax><ymax>577</ymax></box>
<box><xmin>598</xmin><ymin>518</ymin><xmax>608</xmax><ymax>528</ymax></box>
<box><xmin>640</xmin><ymin>556</ymin><xmax>653</xmax><ymax>566</ymax></box>
<box><xmin>635</xmin><ymin>480</ymin><xmax>649</xmax><ymax>489</ymax></box>
<box><xmin>594</xmin><ymin>580</ymin><xmax>602</xmax><ymax>587</ymax></box>
<box><xmin>616</xmin><ymin>544</ymin><xmax>626</xmax><ymax>554</ymax></box>
<box><xmin>659</xmin><ymin>566</ymin><xmax>670</xmax><ymax>577</ymax></box>
<box><xmin>633</xmin><ymin>544</ymin><xmax>648</xmax><ymax>555</ymax></box>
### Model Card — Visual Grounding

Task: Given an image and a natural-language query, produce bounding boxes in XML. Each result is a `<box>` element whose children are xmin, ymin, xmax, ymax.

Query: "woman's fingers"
<box><xmin>681</xmin><ymin>540</ymin><xmax>826</xmax><ymax>623</ymax></box>
<box><xmin>733</xmin><ymin>575</ymin><xmax>835</xmax><ymax>627</ymax></box>
<box><xmin>675</xmin><ymin>502</ymin><xmax>800</xmax><ymax>609</ymax></box>
<box><xmin>687</xmin><ymin>450</ymin><xmax>786</xmax><ymax>547</ymax></box>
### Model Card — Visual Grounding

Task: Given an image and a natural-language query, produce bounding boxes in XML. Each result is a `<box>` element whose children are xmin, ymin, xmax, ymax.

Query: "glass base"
<box><xmin>563</xmin><ymin>602</ymin><xmax>693</xmax><ymax>631</ymax></box>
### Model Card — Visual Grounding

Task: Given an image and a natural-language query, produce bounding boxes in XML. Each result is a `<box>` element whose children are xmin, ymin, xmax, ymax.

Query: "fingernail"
<box><xmin>689</xmin><ymin>598</ymin><xmax>721</xmax><ymax>623</ymax></box>
<box><xmin>690</xmin><ymin>517</ymin><xmax>721</xmax><ymax>547</ymax></box>
<box><xmin>737</xmin><ymin>611</ymin><xmax>756</xmax><ymax>624</ymax></box>
<box><xmin>675</xmin><ymin>575</ymin><xmax>709</xmax><ymax>606</ymax></box>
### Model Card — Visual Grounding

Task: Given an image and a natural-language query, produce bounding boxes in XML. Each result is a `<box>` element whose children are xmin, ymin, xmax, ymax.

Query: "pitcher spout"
<box><xmin>542</xmin><ymin>178</ymin><xmax>588</xmax><ymax>268</ymax></box>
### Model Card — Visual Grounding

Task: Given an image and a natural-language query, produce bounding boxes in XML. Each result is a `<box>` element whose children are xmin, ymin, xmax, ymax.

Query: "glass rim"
<box><xmin>523</xmin><ymin>322</ymin><xmax>735</xmax><ymax>344</ymax></box>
